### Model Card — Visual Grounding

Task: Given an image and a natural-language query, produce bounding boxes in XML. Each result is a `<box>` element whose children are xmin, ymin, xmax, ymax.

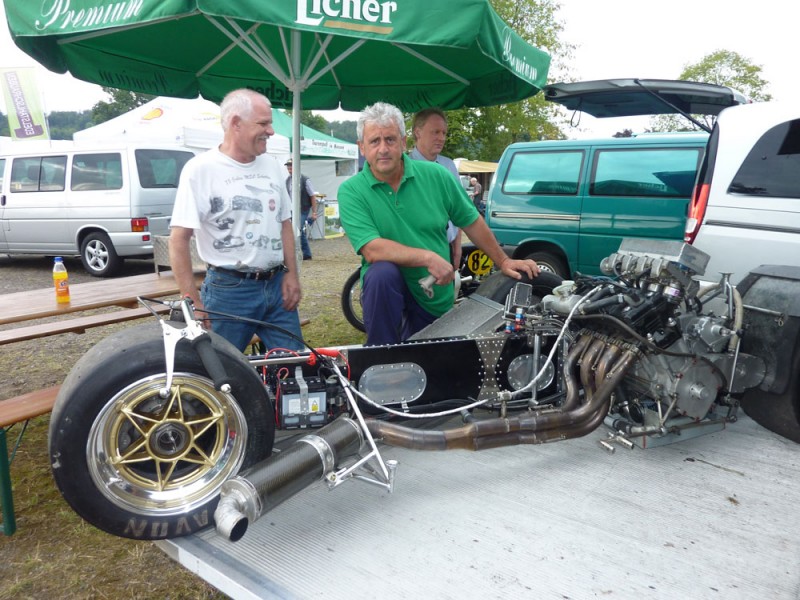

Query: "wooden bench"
<box><xmin>0</xmin><ymin>305</ymin><xmax>171</xmax><ymax>346</ymax></box>
<box><xmin>1</xmin><ymin>386</ymin><xmax>61</xmax><ymax>536</ymax></box>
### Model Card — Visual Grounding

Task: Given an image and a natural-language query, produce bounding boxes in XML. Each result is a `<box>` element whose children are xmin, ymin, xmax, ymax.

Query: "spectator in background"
<box><xmin>169</xmin><ymin>88</ymin><xmax>304</xmax><ymax>352</ymax></box>
<box><xmin>470</xmin><ymin>176</ymin><xmax>483</xmax><ymax>212</ymax></box>
<box><xmin>408</xmin><ymin>107</ymin><xmax>463</xmax><ymax>269</ymax></box>
<box><xmin>285</xmin><ymin>158</ymin><xmax>320</xmax><ymax>260</ymax></box>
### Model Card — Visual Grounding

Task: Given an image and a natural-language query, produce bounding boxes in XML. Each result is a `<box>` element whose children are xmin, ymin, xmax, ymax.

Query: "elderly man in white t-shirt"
<box><xmin>169</xmin><ymin>88</ymin><xmax>304</xmax><ymax>351</ymax></box>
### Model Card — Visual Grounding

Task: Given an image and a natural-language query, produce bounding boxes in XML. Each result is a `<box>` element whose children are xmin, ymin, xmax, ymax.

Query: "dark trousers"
<box><xmin>300</xmin><ymin>208</ymin><xmax>312</xmax><ymax>259</ymax></box>
<box><xmin>361</xmin><ymin>261</ymin><xmax>437</xmax><ymax>346</ymax></box>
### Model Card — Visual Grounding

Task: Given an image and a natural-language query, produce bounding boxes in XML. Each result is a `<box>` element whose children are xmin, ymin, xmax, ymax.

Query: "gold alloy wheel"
<box><xmin>86</xmin><ymin>373</ymin><xmax>248</xmax><ymax>515</ymax></box>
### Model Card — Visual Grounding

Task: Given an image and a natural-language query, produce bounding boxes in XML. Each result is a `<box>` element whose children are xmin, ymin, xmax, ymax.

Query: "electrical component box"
<box><xmin>279</xmin><ymin>376</ymin><xmax>328</xmax><ymax>429</ymax></box>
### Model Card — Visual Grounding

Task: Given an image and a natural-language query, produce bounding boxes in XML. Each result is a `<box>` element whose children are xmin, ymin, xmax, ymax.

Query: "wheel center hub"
<box><xmin>149</xmin><ymin>422</ymin><xmax>191</xmax><ymax>458</ymax></box>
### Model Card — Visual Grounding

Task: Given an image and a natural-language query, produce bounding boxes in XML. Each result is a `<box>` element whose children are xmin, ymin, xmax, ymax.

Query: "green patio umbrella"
<box><xmin>5</xmin><ymin>0</ymin><xmax>550</xmax><ymax>232</ymax></box>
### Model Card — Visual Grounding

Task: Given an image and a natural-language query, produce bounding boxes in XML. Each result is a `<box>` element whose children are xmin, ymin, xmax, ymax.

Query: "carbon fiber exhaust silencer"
<box><xmin>215</xmin><ymin>417</ymin><xmax>364</xmax><ymax>541</ymax></box>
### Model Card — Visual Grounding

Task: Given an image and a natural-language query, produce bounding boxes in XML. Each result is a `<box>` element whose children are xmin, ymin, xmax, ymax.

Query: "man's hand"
<box><xmin>281</xmin><ymin>270</ymin><xmax>302</xmax><ymax>311</ymax></box>
<box><xmin>426</xmin><ymin>252</ymin><xmax>456</xmax><ymax>285</ymax></box>
<box><xmin>497</xmin><ymin>257</ymin><xmax>540</xmax><ymax>281</ymax></box>
<box><xmin>306</xmin><ymin>215</ymin><xmax>316</xmax><ymax>225</ymax></box>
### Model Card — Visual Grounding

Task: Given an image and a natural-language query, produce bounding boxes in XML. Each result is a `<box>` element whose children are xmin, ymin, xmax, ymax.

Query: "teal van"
<box><xmin>485</xmin><ymin>133</ymin><xmax>708</xmax><ymax>278</ymax></box>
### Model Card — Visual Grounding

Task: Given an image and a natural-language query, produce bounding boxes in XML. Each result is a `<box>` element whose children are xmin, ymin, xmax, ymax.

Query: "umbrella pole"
<box><xmin>291</xmin><ymin>30</ymin><xmax>303</xmax><ymax>266</ymax></box>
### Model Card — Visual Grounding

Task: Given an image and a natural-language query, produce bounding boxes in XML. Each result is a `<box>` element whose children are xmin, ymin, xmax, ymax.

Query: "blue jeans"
<box><xmin>201</xmin><ymin>268</ymin><xmax>304</xmax><ymax>352</ymax></box>
<box><xmin>361</xmin><ymin>261</ymin><xmax>437</xmax><ymax>346</ymax></box>
<box><xmin>300</xmin><ymin>208</ymin><xmax>312</xmax><ymax>259</ymax></box>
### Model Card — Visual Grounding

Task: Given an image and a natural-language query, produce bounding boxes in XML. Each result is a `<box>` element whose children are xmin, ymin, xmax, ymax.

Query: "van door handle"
<box><xmin>1</xmin><ymin>194</ymin><xmax>5</xmax><ymax>206</ymax></box>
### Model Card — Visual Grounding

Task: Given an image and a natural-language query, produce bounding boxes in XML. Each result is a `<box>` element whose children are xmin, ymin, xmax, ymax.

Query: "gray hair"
<box><xmin>220</xmin><ymin>89</ymin><xmax>272</xmax><ymax>131</ymax></box>
<box><xmin>357</xmin><ymin>102</ymin><xmax>406</xmax><ymax>141</ymax></box>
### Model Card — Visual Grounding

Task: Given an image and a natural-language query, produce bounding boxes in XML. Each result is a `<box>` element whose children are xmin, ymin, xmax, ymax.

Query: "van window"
<box><xmin>0</xmin><ymin>158</ymin><xmax>5</xmax><ymax>191</ymax></box>
<box><xmin>591</xmin><ymin>148</ymin><xmax>701</xmax><ymax>197</ymax></box>
<box><xmin>41</xmin><ymin>156</ymin><xmax>67</xmax><ymax>191</ymax></box>
<box><xmin>502</xmin><ymin>150</ymin><xmax>583</xmax><ymax>195</ymax></box>
<box><xmin>10</xmin><ymin>156</ymin><xmax>67</xmax><ymax>192</ymax></box>
<box><xmin>72</xmin><ymin>152</ymin><xmax>123</xmax><ymax>191</ymax></box>
<box><xmin>135</xmin><ymin>149</ymin><xmax>194</xmax><ymax>188</ymax></box>
<box><xmin>729</xmin><ymin>119</ymin><xmax>800</xmax><ymax>199</ymax></box>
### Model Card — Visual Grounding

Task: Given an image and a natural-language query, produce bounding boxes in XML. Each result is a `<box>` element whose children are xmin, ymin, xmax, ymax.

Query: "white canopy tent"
<box><xmin>72</xmin><ymin>97</ymin><xmax>357</xmax><ymax>205</ymax></box>
<box><xmin>72</xmin><ymin>96</ymin><xmax>291</xmax><ymax>154</ymax></box>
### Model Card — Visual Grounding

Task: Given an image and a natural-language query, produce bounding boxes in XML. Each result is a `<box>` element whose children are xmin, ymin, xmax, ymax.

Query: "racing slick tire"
<box><xmin>49</xmin><ymin>321</ymin><xmax>274</xmax><ymax>540</ymax></box>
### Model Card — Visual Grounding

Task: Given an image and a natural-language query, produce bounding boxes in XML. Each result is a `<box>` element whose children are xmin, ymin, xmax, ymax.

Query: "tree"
<box><xmin>90</xmin><ymin>87</ymin><xmax>155</xmax><ymax>125</ymax></box>
<box><xmin>299</xmin><ymin>110</ymin><xmax>329</xmax><ymax>134</ymax></box>
<box><xmin>443</xmin><ymin>0</ymin><xmax>574</xmax><ymax>161</ymax></box>
<box><xmin>329</xmin><ymin>121</ymin><xmax>357</xmax><ymax>143</ymax></box>
<box><xmin>0</xmin><ymin>110</ymin><xmax>92</xmax><ymax>139</ymax></box>
<box><xmin>649</xmin><ymin>50</ymin><xmax>772</xmax><ymax>132</ymax></box>
<box><xmin>47</xmin><ymin>111</ymin><xmax>94</xmax><ymax>140</ymax></box>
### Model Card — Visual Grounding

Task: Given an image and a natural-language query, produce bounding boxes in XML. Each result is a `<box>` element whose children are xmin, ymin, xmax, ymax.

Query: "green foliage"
<box><xmin>47</xmin><ymin>110</ymin><xmax>93</xmax><ymax>140</ymax></box>
<box><xmin>649</xmin><ymin>50</ymin><xmax>772</xmax><ymax>132</ymax></box>
<box><xmin>0</xmin><ymin>110</ymin><xmax>92</xmax><ymax>140</ymax></box>
<box><xmin>330</xmin><ymin>120</ymin><xmax>357</xmax><ymax>143</ymax></box>
<box><xmin>300</xmin><ymin>110</ymin><xmax>330</xmax><ymax>134</ymax></box>
<box><xmin>90</xmin><ymin>87</ymin><xmax>155</xmax><ymax>125</ymax></box>
<box><xmin>442</xmin><ymin>0</ymin><xmax>573</xmax><ymax>160</ymax></box>
<box><xmin>290</xmin><ymin>110</ymin><xmax>356</xmax><ymax>142</ymax></box>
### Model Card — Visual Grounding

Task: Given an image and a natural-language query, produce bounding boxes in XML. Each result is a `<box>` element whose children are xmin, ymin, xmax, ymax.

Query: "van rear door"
<box><xmin>131</xmin><ymin>149</ymin><xmax>195</xmax><ymax>235</ymax></box>
<box><xmin>543</xmin><ymin>78</ymin><xmax>747</xmax><ymax>131</ymax></box>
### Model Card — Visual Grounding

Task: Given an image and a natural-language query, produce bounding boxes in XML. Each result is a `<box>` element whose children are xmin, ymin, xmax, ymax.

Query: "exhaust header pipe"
<box><xmin>215</xmin><ymin>333</ymin><xmax>640</xmax><ymax>541</ymax></box>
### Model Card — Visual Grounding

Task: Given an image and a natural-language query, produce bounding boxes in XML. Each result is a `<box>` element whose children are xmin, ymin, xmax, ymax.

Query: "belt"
<box><xmin>208</xmin><ymin>264</ymin><xmax>287</xmax><ymax>281</ymax></box>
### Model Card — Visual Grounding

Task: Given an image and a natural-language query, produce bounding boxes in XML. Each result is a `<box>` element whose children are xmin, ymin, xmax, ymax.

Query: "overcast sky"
<box><xmin>1</xmin><ymin>0</ymin><xmax>797</xmax><ymax>138</ymax></box>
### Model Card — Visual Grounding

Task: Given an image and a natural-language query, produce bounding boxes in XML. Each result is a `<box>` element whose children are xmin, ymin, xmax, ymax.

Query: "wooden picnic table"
<box><xmin>0</xmin><ymin>270</ymin><xmax>199</xmax><ymax>327</ymax></box>
<box><xmin>0</xmin><ymin>270</ymin><xmax>205</xmax><ymax>346</ymax></box>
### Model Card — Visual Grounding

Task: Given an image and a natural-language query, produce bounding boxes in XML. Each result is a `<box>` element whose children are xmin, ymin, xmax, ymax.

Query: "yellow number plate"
<box><xmin>465</xmin><ymin>249</ymin><xmax>493</xmax><ymax>276</ymax></box>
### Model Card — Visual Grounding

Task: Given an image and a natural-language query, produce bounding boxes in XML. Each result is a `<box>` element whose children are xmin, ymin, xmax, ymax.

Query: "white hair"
<box><xmin>219</xmin><ymin>89</ymin><xmax>272</xmax><ymax>131</ymax></box>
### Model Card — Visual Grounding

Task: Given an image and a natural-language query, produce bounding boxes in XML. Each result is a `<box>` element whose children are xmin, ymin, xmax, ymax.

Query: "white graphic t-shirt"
<box><xmin>171</xmin><ymin>148</ymin><xmax>291</xmax><ymax>270</ymax></box>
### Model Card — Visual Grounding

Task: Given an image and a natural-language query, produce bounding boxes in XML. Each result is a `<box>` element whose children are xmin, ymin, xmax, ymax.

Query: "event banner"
<box><xmin>0</xmin><ymin>67</ymin><xmax>49</xmax><ymax>141</ymax></box>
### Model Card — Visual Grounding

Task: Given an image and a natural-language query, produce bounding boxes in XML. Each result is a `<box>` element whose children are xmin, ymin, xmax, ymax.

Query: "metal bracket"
<box><xmin>158</xmin><ymin>298</ymin><xmax>207</xmax><ymax>396</ymax></box>
<box><xmin>325</xmin><ymin>362</ymin><xmax>398</xmax><ymax>493</ymax></box>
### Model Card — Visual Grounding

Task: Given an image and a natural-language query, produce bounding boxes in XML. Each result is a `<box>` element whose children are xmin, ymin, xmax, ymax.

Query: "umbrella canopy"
<box><xmin>5</xmin><ymin>0</ymin><xmax>549</xmax><ymax>237</ymax></box>
<box><xmin>6</xmin><ymin>0</ymin><xmax>550</xmax><ymax>111</ymax></box>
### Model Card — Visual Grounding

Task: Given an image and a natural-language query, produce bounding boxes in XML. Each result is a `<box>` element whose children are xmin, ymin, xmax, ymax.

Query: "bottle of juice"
<box><xmin>53</xmin><ymin>256</ymin><xmax>71</xmax><ymax>304</ymax></box>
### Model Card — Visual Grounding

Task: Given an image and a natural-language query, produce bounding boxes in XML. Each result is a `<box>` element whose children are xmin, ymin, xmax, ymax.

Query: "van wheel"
<box><xmin>81</xmin><ymin>232</ymin><xmax>124</xmax><ymax>277</ymax></box>
<box><xmin>525</xmin><ymin>252</ymin><xmax>570</xmax><ymax>280</ymax></box>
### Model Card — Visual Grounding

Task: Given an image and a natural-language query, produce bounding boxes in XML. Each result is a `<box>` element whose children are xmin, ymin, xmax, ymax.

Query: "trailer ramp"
<box><xmin>158</xmin><ymin>414</ymin><xmax>800</xmax><ymax>599</ymax></box>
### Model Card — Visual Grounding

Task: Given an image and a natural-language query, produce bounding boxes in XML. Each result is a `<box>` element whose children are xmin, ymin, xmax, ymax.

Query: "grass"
<box><xmin>0</xmin><ymin>235</ymin><xmax>364</xmax><ymax>599</ymax></box>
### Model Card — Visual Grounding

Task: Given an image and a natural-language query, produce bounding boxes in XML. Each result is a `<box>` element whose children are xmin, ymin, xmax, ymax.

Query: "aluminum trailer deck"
<box><xmin>157</xmin><ymin>414</ymin><xmax>800</xmax><ymax>599</ymax></box>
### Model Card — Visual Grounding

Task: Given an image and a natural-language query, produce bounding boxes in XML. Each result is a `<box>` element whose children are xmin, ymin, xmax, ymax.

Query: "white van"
<box><xmin>0</xmin><ymin>145</ymin><xmax>195</xmax><ymax>276</ymax></box>
<box><xmin>684</xmin><ymin>101</ymin><xmax>800</xmax><ymax>283</ymax></box>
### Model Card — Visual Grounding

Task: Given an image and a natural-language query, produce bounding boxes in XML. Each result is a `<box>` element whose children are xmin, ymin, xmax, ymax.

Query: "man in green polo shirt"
<box><xmin>338</xmin><ymin>101</ymin><xmax>540</xmax><ymax>346</ymax></box>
